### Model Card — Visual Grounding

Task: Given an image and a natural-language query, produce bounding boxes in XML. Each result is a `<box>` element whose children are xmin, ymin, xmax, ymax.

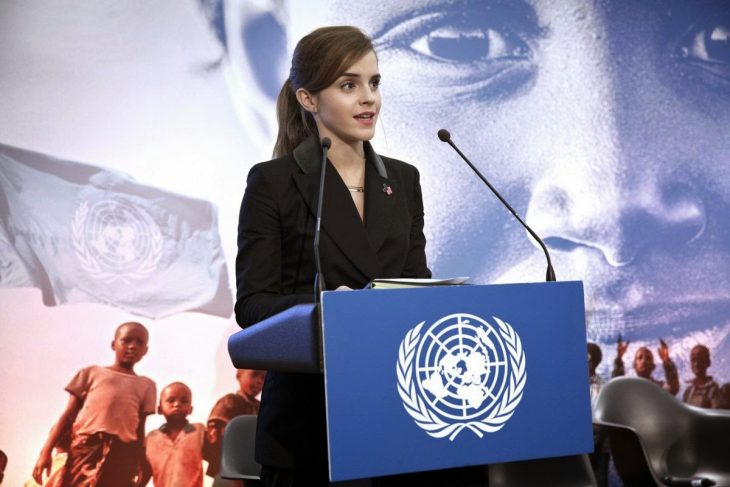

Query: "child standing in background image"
<box><xmin>142</xmin><ymin>382</ymin><xmax>206</xmax><ymax>487</ymax></box>
<box><xmin>683</xmin><ymin>345</ymin><xmax>721</xmax><ymax>408</ymax></box>
<box><xmin>32</xmin><ymin>322</ymin><xmax>156</xmax><ymax>487</ymax></box>
<box><xmin>204</xmin><ymin>369</ymin><xmax>265</xmax><ymax>479</ymax></box>
<box><xmin>612</xmin><ymin>337</ymin><xmax>680</xmax><ymax>395</ymax></box>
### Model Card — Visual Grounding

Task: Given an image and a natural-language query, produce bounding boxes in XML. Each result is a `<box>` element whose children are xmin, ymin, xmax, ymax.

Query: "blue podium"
<box><xmin>228</xmin><ymin>281</ymin><xmax>593</xmax><ymax>481</ymax></box>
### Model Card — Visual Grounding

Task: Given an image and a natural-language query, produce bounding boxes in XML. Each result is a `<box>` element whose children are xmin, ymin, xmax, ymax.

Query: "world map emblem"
<box><xmin>397</xmin><ymin>313</ymin><xmax>526</xmax><ymax>441</ymax></box>
<box><xmin>72</xmin><ymin>199</ymin><xmax>162</xmax><ymax>283</ymax></box>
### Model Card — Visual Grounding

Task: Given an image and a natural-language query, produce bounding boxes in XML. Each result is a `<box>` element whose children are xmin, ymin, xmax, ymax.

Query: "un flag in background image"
<box><xmin>0</xmin><ymin>144</ymin><xmax>232</xmax><ymax>318</ymax></box>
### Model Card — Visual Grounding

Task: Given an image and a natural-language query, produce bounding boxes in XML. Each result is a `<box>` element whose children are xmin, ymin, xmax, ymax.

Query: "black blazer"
<box><xmin>235</xmin><ymin>135</ymin><xmax>431</xmax><ymax>469</ymax></box>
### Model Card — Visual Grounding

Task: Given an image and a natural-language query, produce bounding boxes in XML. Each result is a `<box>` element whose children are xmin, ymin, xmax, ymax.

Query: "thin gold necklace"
<box><xmin>347</xmin><ymin>185</ymin><xmax>364</xmax><ymax>193</ymax></box>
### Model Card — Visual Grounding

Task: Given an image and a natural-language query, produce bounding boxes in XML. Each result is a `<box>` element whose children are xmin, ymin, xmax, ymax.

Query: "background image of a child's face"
<box><xmin>221</xmin><ymin>0</ymin><xmax>730</xmax><ymax>377</ymax></box>
<box><xmin>113</xmin><ymin>325</ymin><xmax>148</xmax><ymax>367</ymax></box>
<box><xmin>159</xmin><ymin>384</ymin><xmax>193</xmax><ymax>419</ymax></box>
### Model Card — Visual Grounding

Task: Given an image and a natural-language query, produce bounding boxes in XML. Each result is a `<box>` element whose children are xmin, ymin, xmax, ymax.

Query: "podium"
<box><xmin>228</xmin><ymin>281</ymin><xmax>593</xmax><ymax>481</ymax></box>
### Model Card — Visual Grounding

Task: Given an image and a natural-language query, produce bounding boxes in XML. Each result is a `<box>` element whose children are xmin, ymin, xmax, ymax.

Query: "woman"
<box><xmin>234</xmin><ymin>26</ymin><xmax>431</xmax><ymax>486</ymax></box>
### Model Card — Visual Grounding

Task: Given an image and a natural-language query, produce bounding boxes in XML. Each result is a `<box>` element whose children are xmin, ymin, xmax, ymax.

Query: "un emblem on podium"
<box><xmin>397</xmin><ymin>313</ymin><xmax>526</xmax><ymax>441</ymax></box>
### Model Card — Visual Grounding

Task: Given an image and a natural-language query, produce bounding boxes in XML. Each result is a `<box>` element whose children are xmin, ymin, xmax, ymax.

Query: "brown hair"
<box><xmin>273</xmin><ymin>26</ymin><xmax>374</xmax><ymax>158</ymax></box>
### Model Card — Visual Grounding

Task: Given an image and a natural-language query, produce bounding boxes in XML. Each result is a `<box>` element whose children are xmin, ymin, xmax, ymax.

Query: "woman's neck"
<box><xmin>327</xmin><ymin>140</ymin><xmax>365</xmax><ymax>170</ymax></box>
<box><xmin>327</xmin><ymin>140</ymin><xmax>366</xmax><ymax>186</ymax></box>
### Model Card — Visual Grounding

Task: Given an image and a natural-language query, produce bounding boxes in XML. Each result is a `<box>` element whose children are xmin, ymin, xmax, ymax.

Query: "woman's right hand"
<box><xmin>32</xmin><ymin>450</ymin><xmax>52</xmax><ymax>484</ymax></box>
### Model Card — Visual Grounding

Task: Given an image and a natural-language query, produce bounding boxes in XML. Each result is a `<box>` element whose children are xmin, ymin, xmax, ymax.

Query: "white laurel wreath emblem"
<box><xmin>397</xmin><ymin>316</ymin><xmax>527</xmax><ymax>441</ymax></box>
<box><xmin>72</xmin><ymin>200</ymin><xmax>163</xmax><ymax>283</ymax></box>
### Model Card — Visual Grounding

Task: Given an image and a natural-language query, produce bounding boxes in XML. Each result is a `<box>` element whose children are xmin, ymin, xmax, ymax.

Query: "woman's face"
<box><xmin>221</xmin><ymin>0</ymin><xmax>730</xmax><ymax>369</ymax></box>
<box><xmin>305</xmin><ymin>50</ymin><xmax>382</xmax><ymax>148</ymax></box>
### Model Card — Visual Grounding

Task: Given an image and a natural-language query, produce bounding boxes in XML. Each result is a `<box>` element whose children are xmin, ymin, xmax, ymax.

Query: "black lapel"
<box><xmin>291</xmin><ymin>136</ymin><xmax>384</xmax><ymax>280</ymax></box>
<box><xmin>364</xmin><ymin>154</ymin><xmax>397</xmax><ymax>253</ymax></box>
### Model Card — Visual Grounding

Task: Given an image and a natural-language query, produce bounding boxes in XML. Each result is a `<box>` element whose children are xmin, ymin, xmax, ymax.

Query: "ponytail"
<box><xmin>273</xmin><ymin>79</ymin><xmax>317</xmax><ymax>158</ymax></box>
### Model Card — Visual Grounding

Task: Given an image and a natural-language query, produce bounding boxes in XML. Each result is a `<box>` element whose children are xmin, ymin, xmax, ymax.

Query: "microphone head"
<box><xmin>321</xmin><ymin>137</ymin><xmax>332</xmax><ymax>149</ymax></box>
<box><xmin>437</xmin><ymin>129</ymin><xmax>451</xmax><ymax>142</ymax></box>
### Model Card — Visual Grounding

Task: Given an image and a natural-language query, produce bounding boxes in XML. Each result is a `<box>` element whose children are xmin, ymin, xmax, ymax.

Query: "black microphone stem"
<box><xmin>439</xmin><ymin>130</ymin><xmax>556</xmax><ymax>282</ymax></box>
<box><xmin>313</xmin><ymin>138</ymin><xmax>331</xmax><ymax>302</ymax></box>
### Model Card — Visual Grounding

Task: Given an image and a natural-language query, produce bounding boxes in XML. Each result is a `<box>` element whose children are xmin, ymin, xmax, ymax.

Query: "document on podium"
<box><xmin>367</xmin><ymin>276</ymin><xmax>469</xmax><ymax>289</ymax></box>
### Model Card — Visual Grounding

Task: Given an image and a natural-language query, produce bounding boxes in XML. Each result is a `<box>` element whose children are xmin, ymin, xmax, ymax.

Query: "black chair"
<box><xmin>594</xmin><ymin>376</ymin><xmax>730</xmax><ymax>487</ymax></box>
<box><xmin>219</xmin><ymin>414</ymin><xmax>261</xmax><ymax>482</ymax></box>
<box><xmin>488</xmin><ymin>454</ymin><xmax>597</xmax><ymax>486</ymax></box>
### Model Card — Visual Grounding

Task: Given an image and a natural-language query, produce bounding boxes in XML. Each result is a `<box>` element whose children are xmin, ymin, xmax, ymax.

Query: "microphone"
<box><xmin>437</xmin><ymin>129</ymin><xmax>556</xmax><ymax>282</ymax></box>
<box><xmin>313</xmin><ymin>137</ymin><xmax>331</xmax><ymax>301</ymax></box>
<box><xmin>662</xmin><ymin>477</ymin><xmax>716</xmax><ymax>487</ymax></box>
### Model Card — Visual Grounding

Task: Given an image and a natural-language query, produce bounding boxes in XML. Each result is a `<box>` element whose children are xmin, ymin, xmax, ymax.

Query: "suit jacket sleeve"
<box><xmin>234</xmin><ymin>163</ymin><xmax>313</xmax><ymax>328</ymax></box>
